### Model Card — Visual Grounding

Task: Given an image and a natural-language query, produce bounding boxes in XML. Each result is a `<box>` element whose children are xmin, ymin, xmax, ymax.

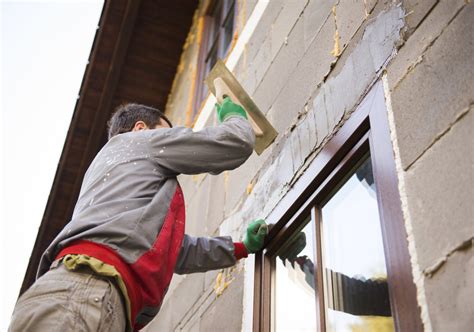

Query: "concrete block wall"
<box><xmin>145</xmin><ymin>0</ymin><xmax>473</xmax><ymax>330</ymax></box>
<box><xmin>385</xmin><ymin>0</ymin><xmax>473</xmax><ymax>330</ymax></box>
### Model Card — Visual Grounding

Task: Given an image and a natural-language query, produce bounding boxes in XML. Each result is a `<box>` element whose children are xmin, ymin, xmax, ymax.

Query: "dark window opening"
<box><xmin>192</xmin><ymin>0</ymin><xmax>236</xmax><ymax>124</ymax></box>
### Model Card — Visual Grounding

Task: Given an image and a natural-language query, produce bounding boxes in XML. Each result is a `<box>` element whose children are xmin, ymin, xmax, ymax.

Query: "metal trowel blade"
<box><xmin>205</xmin><ymin>59</ymin><xmax>278</xmax><ymax>155</ymax></box>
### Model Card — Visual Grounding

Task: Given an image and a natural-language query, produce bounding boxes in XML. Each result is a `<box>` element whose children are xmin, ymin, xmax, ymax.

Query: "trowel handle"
<box><xmin>213</xmin><ymin>77</ymin><xmax>264</xmax><ymax>137</ymax></box>
<box><xmin>214</xmin><ymin>78</ymin><xmax>242</xmax><ymax>106</ymax></box>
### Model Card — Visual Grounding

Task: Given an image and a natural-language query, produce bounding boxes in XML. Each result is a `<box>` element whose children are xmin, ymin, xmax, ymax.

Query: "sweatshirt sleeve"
<box><xmin>149</xmin><ymin>116</ymin><xmax>255</xmax><ymax>176</ymax></box>
<box><xmin>174</xmin><ymin>234</ymin><xmax>238</xmax><ymax>274</ymax></box>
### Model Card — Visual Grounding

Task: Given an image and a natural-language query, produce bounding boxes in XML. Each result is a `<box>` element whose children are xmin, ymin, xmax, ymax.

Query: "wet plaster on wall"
<box><xmin>382</xmin><ymin>74</ymin><xmax>431</xmax><ymax>331</ymax></box>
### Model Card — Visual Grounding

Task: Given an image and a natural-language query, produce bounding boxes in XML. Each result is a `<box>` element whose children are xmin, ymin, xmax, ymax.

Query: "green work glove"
<box><xmin>215</xmin><ymin>96</ymin><xmax>248</xmax><ymax>123</ymax></box>
<box><xmin>243</xmin><ymin>219</ymin><xmax>268</xmax><ymax>253</ymax></box>
<box><xmin>278</xmin><ymin>232</ymin><xmax>306</xmax><ymax>263</ymax></box>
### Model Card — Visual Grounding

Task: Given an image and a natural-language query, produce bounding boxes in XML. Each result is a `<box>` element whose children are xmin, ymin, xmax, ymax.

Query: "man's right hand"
<box><xmin>215</xmin><ymin>96</ymin><xmax>248</xmax><ymax>123</ymax></box>
<box><xmin>279</xmin><ymin>232</ymin><xmax>306</xmax><ymax>263</ymax></box>
<box><xmin>243</xmin><ymin>219</ymin><xmax>268</xmax><ymax>253</ymax></box>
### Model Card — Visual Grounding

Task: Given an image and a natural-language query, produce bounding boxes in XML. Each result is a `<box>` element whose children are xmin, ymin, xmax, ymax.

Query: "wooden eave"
<box><xmin>20</xmin><ymin>0</ymin><xmax>198</xmax><ymax>295</ymax></box>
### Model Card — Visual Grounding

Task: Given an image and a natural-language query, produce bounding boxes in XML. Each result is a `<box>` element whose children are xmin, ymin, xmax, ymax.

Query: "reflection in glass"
<box><xmin>274</xmin><ymin>218</ymin><xmax>317</xmax><ymax>331</ymax></box>
<box><xmin>321</xmin><ymin>157</ymin><xmax>394</xmax><ymax>332</ymax></box>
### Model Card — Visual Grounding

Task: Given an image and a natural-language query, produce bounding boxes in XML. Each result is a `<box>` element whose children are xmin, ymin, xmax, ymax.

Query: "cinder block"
<box><xmin>306</xmin><ymin>105</ymin><xmax>318</xmax><ymax>151</ymax></box>
<box><xmin>169</xmin><ymin>273</ymin><xmax>206</xmax><ymax>326</ymax></box>
<box><xmin>402</xmin><ymin>0</ymin><xmax>438</xmax><ymax>34</ymax></box>
<box><xmin>252</xmin><ymin>35</ymin><xmax>272</xmax><ymax>87</ymax></box>
<box><xmin>388</xmin><ymin>0</ymin><xmax>466</xmax><ymax>89</ymax></box>
<box><xmin>324</xmin><ymin>77</ymin><xmax>346</xmax><ymax>129</ymax></box>
<box><xmin>238</xmin><ymin>50</ymin><xmax>258</xmax><ymax>95</ymax></box>
<box><xmin>274</xmin><ymin>138</ymin><xmax>295</xmax><ymax>187</ymax></box>
<box><xmin>266</xmin><ymin>95</ymin><xmax>301</xmax><ymax>138</ymax></box>
<box><xmin>334</xmin><ymin>0</ymin><xmax>367</xmax><ymax>50</ymax></box>
<box><xmin>404</xmin><ymin>110</ymin><xmax>473</xmax><ymax>270</ymax></box>
<box><xmin>223</xmin><ymin>151</ymin><xmax>264</xmax><ymax>219</ymax></box>
<box><xmin>265</xmin><ymin>15</ymin><xmax>335</xmax><ymax>135</ymax></box>
<box><xmin>246</xmin><ymin>0</ymin><xmax>284</xmax><ymax>63</ymax></box>
<box><xmin>178</xmin><ymin>174</ymin><xmax>199</xmax><ymax>203</ymax></box>
<box><xmin>313</xmin><ymin>88</ymin><xmax>330</xmax><ymax>144</ymax></box>
<box><xmin>391</xmin><ymin>4</ymin><xmax>474</xmax><ymax>169</ymax></box>
<box><xmin>289</xmin><ymin>129</ymin><xmax>303</xmax><ymax>173</ymax></box>
<box><xmin>199</xmin><ymin>273</ymin><xmax>245</xmax><ymax>332</ymax></box>
<box><xmin>298</xmin><ymin>112</ymin><xmax>315</xmax><ymax>160</ymax></box>
<box><xmin>143</xmin><ymin>295</ymin><xmax>174</xmax><ymax>331</ymax></box>
<box><xmin>181</xmin><ymin>317</ymin><xmax>200</xmax><ymax>332</ymax></box>
<box><xmin>271</xmin><ymin>0</ymin><xmax>308</xmax><ymax>60</ymax></box>
<box><xmin>185</xmin><ymin>175</ymin><xmax>211</xmax><ymax>237</ymax></box>
<box><xmin>146</xmin><ymin>274</ymin><xmax>205</xmax><ymax>331</ymax></box>
<box><xmin>204</xmin><ymin>267</ymin><xmax>222</xmax><ymax>292</ymax></box>
<box><xmin>303</xmin><ymin>0</ymin><xmax>336</xmax><ymax>51</ymax></box>
<box><xmin>206</xmin><ymin>173</ymin><xmax>226</xmax><ymax>234</ymax></box>
<box><xmin>164</xmin><ymin>274</ymin><xmax>185</xmax><ymax>301</ymax></box>
<box><xmin>424</xmin><ymin>246</ymin><xmax>474</xmax><ymax>331</ymax></box>
<box><xmin>253</xmin><ymin>16</ymin><xmax>305</xmax><ymax>115</ymax></box>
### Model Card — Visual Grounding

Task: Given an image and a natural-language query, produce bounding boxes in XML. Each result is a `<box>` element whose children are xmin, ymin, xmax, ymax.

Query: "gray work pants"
<box><xmin>9</xmin><ymin>263</ymin><xmax>127</xmax><ymax>332</ymax></box>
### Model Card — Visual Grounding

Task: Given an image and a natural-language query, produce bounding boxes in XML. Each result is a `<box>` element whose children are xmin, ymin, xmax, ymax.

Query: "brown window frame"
<box><xmin>192</xmin><ymin>0</ymin><xmax>236</xmax><ymax>124</ymax></box>
<box><xmin>253</xmin><ymin>81</ymin><xmax>423</xmax><ymax>332</ymax></box>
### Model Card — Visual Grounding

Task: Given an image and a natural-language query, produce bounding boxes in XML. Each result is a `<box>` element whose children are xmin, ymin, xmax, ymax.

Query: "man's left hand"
<box><xmin>243</xmin><ymin>219</ymin><xmax>268</xmax><ymax>253</ymax></box>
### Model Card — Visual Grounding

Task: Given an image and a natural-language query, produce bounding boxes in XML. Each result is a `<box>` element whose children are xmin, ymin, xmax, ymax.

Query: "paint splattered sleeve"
<box><xmin>149</xmin><ymin>116</ymin><xmax>255</xmax><ymax>176</ymax></box>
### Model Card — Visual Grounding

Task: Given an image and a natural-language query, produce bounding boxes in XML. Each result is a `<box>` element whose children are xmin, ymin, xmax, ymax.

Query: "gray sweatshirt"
<box><xmin>37</xmin><ymin>116</ymin><xmax>255</xmax><ymax>328</ymax></box>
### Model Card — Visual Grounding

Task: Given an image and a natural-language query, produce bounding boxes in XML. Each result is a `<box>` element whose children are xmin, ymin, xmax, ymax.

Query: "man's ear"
<box><xmin>132</xmin><ymin>121</ymin><xmax>148</xmax><ymax>132</ymax></box>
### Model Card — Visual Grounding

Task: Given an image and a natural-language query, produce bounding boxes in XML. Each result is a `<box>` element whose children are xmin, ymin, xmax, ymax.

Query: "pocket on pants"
<box><xmin>82</xmin><ymin>278</ymin><xmax>126</xmax><ymax>332</ymax></box>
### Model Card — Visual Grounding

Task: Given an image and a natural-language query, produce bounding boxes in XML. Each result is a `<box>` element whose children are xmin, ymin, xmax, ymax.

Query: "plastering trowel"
<box><xmin>205</xmin><ymin>59</ymin><xmax>278</xmax><ymax>155</ymax></box>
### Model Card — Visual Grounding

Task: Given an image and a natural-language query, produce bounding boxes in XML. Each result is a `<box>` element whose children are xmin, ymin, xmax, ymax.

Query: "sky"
<box><xmin>0</xmin><ymin>0</ymin><xmax>103</xmax><ymax>328</ymax></box>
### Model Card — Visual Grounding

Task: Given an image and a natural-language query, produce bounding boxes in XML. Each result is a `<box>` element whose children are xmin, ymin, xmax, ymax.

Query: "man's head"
<box><xmin>107</xmin><ymin>103</ymin><xmax>173</xmax><ymax>140</ymax></box>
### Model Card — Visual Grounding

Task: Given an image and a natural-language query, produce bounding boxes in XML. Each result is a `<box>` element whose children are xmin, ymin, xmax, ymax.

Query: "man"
<box><xmin>9</xmin><ymin>97</ymin><xmax>268</xmax><ymax>331</ymax></box>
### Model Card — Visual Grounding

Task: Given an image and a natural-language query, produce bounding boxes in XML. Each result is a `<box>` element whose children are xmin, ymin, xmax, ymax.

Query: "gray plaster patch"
<box><xmin>311</xmin><ymin>5</ymin><xmax>404</xmax><ymax>139</ymax></box>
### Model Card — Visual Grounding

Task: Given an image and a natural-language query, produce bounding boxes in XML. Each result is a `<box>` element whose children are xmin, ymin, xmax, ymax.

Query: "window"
<box><xmin>274</xmin><ymin>217</ymin><xmax>318</xmax><ymax>331</ymax></box>
<box><xmin>320</xmin><ymin>156</ymin><xmax>393</xmax><ymax>330</ymax></box>
<box><xmin>192</xmin><ymin>0</ymin><xmax>236</xmax><ymax>122</ymax></box>
<box><xmin>253</xmin><ymin>82</ymin><xmax>422</xmax><ymax>331</ymax></box>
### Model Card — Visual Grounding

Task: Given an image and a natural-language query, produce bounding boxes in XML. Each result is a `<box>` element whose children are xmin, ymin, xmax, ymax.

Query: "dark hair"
<box><xmin>107</xmin><ymin>103</ymin><xmax>173</xmax><ymax>139</ymax></box>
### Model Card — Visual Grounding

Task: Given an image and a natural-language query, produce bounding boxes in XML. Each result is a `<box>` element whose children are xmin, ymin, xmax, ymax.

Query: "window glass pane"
<box><xmin>321</xmin><ymin>157</ymin><xmax>394</xmax><ymax>332</ymax></box>
<box><xmin>274</xmin><ymin>218</ymin><xmax>317</xmax><ymax>331</ymax></box>
<box><xmin>208</xmin><ymin>2</ymin><xmax>222</xmax><ymax>43</ymax></box>
<box><xmin>221</xmin><ymin>1</ymin><xmax>235</xmax><ymax>55</ymax></box>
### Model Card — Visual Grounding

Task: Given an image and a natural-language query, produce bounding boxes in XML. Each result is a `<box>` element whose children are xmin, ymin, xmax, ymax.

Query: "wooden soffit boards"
<box><xmin>20</xmin><ymin>0</ymin><xmax>197</xmax><ymax>295</ymax></box>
